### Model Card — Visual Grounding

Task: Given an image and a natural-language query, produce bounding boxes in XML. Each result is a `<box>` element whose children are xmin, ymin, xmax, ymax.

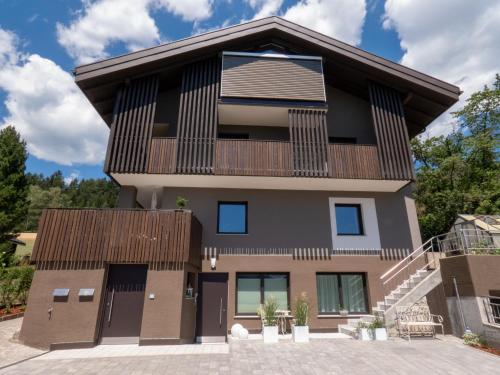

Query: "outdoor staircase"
<box><xmin>339</xmin><ymin>229</ymin><xmax>497</xmax><ymax>338</ymax></box>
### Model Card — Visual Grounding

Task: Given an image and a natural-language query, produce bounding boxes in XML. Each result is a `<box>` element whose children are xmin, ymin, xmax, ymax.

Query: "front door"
<box><xmin>100</xmin><ymin>264</ymin><xmax>148</xmax><ymax>344</ymax></box>
<box><xmin>196</xmin><ymin>273</ymin><xmax>228</xmax><ymax>343</ymax></box>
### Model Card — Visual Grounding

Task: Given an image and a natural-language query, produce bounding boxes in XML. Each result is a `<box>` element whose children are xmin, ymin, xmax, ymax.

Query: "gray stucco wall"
<box><xmin>161</xmin><ymin>185</ymin><xmax>419</xmax><ymax>251</ymax></box>
<box><xmin>325</xmin><ymin>85</ymin><xmax>376</xmax><ymax>144</ymax></box>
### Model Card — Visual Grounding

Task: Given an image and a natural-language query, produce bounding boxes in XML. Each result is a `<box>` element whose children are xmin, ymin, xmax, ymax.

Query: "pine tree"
<box><xmin>0</xmin><ymin>126</ymin><xmax>29</xmax><ymax>266</ymax></box>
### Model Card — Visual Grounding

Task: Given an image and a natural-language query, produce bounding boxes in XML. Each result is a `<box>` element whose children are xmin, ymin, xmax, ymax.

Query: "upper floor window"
<box><xmin>217</xmin><ymin>202</ymin><xmax>248</xmax><ymax>234</ymax></box>
<box><xmin>329</xmin><ymin>136</ymin><xmax>357</xmax><ymax>144</ymax></box>
<box><xmin>218</xmin><ymin>132</ymin><xmax>249</xmax><ymax>140</ymax></box>
<box><xmin>334</xmin><ymin>204</ymin><xmax>364</xmax><ymax>235</ymax></box>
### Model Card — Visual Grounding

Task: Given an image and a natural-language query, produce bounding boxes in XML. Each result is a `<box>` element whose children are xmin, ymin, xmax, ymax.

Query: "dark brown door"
<box><xmin>196</xmin><ymin>273</ymin><xmax>228</xmax><ymax>342</ymax></box>
<box><xmin>100</xmin><ymin>264</ymin><xmax>148</xmax><ymax>344</ymax></box>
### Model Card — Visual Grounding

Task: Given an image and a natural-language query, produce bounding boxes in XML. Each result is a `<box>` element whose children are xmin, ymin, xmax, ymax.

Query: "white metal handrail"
<box><xmin>380</xmin><ymin>229</ymin><xmax>497</xmax><ymax>311</ymax></box>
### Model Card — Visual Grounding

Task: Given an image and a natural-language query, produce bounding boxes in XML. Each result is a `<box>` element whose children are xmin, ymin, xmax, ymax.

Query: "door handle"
<box><xmin>219</xmin><ymin>297</ymin><xmax>223</xmax><ymax>327</ymax></box>
<box><xmin>107</xmin><ymin>287</ymin><xmax>115</xmax><ymax>326</ymax></box>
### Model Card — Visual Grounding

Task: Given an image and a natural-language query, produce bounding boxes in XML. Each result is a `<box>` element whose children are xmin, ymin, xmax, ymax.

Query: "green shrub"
<box><xmin>463</xmin><ymin>332</ymin><xmax>488</xmax><ymax>347</ymax></box>
<box><xmin>294</xmin><ymin>292</ymin><xmax>309</xmax><ymax>326</ymax></box>
<box><xmin>0</xmin><ymin>266</ymin><xmax>34</xmax><ymax>313</ymax></box>
<box><xmin>260</xmin><ymin>296</ymin><xmax>278</xmax><ymax>326</ymax></box>
<box><xmin>176</xmin><ymin>196</ymin><xmax>188</xmax><ymax>209</ymax></box>
<box><xmin>16</xmin><ymin>266</ymin><xmax>34</xmax><ymax>305</ymax></box>
<box><xmin>369</xmin><ymin>313</ymin><xmax>385</xmax><ymax>329</ymax></box>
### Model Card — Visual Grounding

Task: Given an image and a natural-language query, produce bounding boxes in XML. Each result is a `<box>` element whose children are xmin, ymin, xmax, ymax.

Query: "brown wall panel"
<box><xmin>327</xmin><ymin>144</ymin><xmax>381</xmax><ymax>179</ymax></box>
<box><xmin>20</xmin><ymin>269</ymin><xmax>105</xmax><ymax>349</ymax></box>
<box><xmin>368</xmin><ymin>83</ymin><xmax>415</xmax><ymax>180</ymax></box>
<box><xmin>105</xmin><ymin>75</ymin><xmax>159</xmax><ymax>173</ymax></box>
<box><xmin>147</xmin><ymin>138</ymin><xmax>176</xmax><ymax>174</ymax></box>
<box><xmin>288</xmin><ymin>109</ymin><xmax>329</xmax><ymax>177</ymax></box>
<box><xmin>176</xmin><ymin>57</ymin><xmax>219</xmax><ymax>174</ymax></box>
<box><xmin>221</xmin><ymin>55</ymin><xmax>325</xmax><ymax>102</ymax></box>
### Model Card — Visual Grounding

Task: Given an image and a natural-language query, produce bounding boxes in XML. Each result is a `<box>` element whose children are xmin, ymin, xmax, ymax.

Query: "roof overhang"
<box><xmin>74</xmin><ymin>16</ymin><xmax>460</xmax><ymax>137</ymax></box>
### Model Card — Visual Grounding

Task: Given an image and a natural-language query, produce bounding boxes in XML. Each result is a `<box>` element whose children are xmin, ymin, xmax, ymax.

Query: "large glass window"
<box><xmin>236</xmin><ymin>273</ymin><xmax>289</xmax><ymax>314</ymax></box>
<box><xmin>335</xmin><ymin>204</ymin><xmax>364</xmax><ymax>235</ymax></box>
<box><xmin>316</xmin><ymin>273</ymin><xmax>367</xmax><ymax>314</ymax></box>
<box><xmin>217</xmin><ymin>202</ymin><xmax>247</xmax><ymax>234</ymax></box>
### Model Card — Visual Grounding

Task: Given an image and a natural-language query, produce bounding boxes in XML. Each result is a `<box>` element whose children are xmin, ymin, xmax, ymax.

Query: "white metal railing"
<box><xmin>482</xmin><ymin>296</ymin><xmax>500</xmax><ymax>326</ymax></box>
<box><xmin>380</xmin><ymin>229</ymin><xmax>498</xmax><ymax>310</ymax></box>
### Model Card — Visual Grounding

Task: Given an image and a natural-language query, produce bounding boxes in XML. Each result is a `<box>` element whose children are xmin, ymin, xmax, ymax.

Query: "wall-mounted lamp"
<box><xmin>210</xmin><ymin>257</ymin><xmax>216</xmax><ymax>270</ymax></box>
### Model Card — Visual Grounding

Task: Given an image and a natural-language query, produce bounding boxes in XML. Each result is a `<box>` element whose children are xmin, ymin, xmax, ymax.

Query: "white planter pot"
<box><xmin>374</xmin><ymin>328</ymin><xmax>387</xmax><ymax>341</ymax></box>
<box><xmin>263</xmin><ymin>326</ymin><xmax>279</xmax><ymax>343</ymax></box>
<box><xmin>358</xmin><ymin>328</ymin><xmax>372</xmax><ymax>341</ymax></box>
<box><xmin>292</xmin><ymin>325</ymin><xmax>309</xmax><ymax>343</ymax></box>
<box><xmin>339</xmin><ymin>310</ymin><xmax>348</xmax><ymax>317</ymax></box>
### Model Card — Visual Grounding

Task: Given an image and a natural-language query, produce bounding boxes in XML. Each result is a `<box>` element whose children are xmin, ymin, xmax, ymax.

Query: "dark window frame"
<box><xmin>328</xmin><ymin>136</ymin><xmax>357</xmax><ymax>144</ymax></box>
<box><xmin>316</xmin><ymin>272</ymin><xmax>369</xmax><ymax>315</ymax></box>
<box><xmin>217</xmin><ymin>132</ymin><xmax>250</xmax><ymax>140</ymax></box>
<box><xmin>235</xmin><ymin>272</ymin><xmax>290</xmax><ymax>316</ymax></box>
<box><xmin>217</xmin><ymin>201</ymin><xmax>248</xmax><ymax>234</ymax></box>
<box><xmin>334</xmin><ymin>203</ymin><xmax>365</xmax><ymax>236</ymax></box>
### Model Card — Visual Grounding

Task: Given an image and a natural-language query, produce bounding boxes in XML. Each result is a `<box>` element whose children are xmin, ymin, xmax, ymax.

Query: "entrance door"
<box><xmin>196</xmin><ymin>273</ymin><xmax>228</xmax><ymax>343</ymax></box>
<box><xmin>100</xmin><ymin>264</ymin><xmax>148</xmax><ymax>344</ymax></box>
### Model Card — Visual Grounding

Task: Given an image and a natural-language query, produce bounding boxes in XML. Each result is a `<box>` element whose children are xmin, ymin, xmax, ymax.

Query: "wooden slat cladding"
<box><xmin>31</xmin><ymin>209</ymin><xmax>202</xmax><ymax>268</ymax></box>
<box><xmin>214</xmin><ymin>139</ymin><xmax>293</xmax><ymax>176</ymax></box>
<box><xmin>221</xmin><ymin>54</ymin><xmax>325</xmax><ymax>102</ymax></box>
<box><xmin>176</xmin><ymin>57</ymin><xmax>220</xmax><ymax>174</ymax></box>
<box><xmin>104</xmin><ymin>75</ymin><xmax>159</xmax><ymax>173</ymax></box>
<box><xmin>368</xmin><ymin>83</ymin><xmax>415</xmax><ymax>180</ymax></box>
<box><xmin>288</xmin><ymin>109</ymin><xmax>329</xmax><ymax>177</ymax></box>
<box><xmin>147</xmin><ymin>138</ymin><xmax>176</xmax><ymax>174</ymax></box>
<box><xmin>327</xmin><ymin>144</ymin><xmax>381</xmax><ymax>179</ymax></box>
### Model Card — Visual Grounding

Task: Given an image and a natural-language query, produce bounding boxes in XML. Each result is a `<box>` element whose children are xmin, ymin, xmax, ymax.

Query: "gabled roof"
<box><xmin>74</xmin><ymin>16</ymin><xmax>460</xmax><ymax>136</ymax></box>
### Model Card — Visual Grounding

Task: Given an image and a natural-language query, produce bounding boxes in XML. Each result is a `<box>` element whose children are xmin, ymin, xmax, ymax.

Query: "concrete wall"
<box><xmin>20</xmin><ymin>269</ymin><xmax>105</xmax><ymax>350</ymax></box>
<box><xmin>201</xmin><ymin>255</ymin><xmax>398</xmax><ymax>332</ymax></box>
<box><xmin>439</xmin><ymin>255</ymin><xmax>500</xmax><ymax>347</ymax></box>
<box><xmin>161</xmin><ymin>185</ymin><xmax>420</xmax><ymax>252</ymax></box>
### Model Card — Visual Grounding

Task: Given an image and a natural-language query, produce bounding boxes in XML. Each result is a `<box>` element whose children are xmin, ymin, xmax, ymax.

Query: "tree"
<box><xmin>25</xmin><ymin>186</ymin><xmax>69</xmax><ymax>231</ymax></box>
<box><xmin>412</xmin><ymin>75</ymin><xmax>500</xmax><ymax>240</ymax></box>
<box><xmin>0</xmin><ymin>126</ymin><xmax>28</xmax><ymax>266</ymax></box>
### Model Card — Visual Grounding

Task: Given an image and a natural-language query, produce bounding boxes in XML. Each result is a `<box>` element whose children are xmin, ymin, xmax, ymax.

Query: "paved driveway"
<box><xmin>0</xmin><ymin>335</ymin><xmax>498</xmax><ymax>375</ymax></box>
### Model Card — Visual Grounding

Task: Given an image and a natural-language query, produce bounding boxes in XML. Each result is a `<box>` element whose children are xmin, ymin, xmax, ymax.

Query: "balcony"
<box><xmin>146</xmin><ymin>137</ymin><xmax>382</xmax><ymax>180</ymax></box>
<box><xmin>31</xmin><ymin>208</ymin><xmax>202</xmax><ymax>268</ymax></box>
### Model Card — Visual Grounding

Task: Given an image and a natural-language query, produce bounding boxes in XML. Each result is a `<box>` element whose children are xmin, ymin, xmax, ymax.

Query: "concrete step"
<box><xmin>338</xmin><ymin>324</ymin><xmax>357</xmax><ymax>338</ymax></box>
<box><xmin>372</xmin><ymin>307</ymin><xmax>385</xmax><ymax>315</ymax></box>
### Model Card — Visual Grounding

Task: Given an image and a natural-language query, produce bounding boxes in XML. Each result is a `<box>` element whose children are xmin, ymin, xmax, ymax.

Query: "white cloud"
<box><xmin>245</xmin><ymin>0</ymin><xmax>283</xmax><ymax>19</ymax></box>
<box><xmin>64</xmin><ymin>171</ymin><xmax>80</xmax><ymax>185</ymax></box>
<box><xmin>383</xmin><ymin>0</ymin><xmax>500</xmax><ymax>137</ymax></box>
<box><xmin>283</xmin><ymin>0</ymin><xmax>366</xmax><ymax>45</ymax></box>
<box><xmin>0</xmin><ymin>29</ymin><xmax>108</xmax><ymax>166</ymax></box>
<box><xmin>57</xmin><ymin>0</ymin><xmax>214</xmax><ymax>65</ymax></box>
<box><xmin>0</xmin><ymin>28</ymin><xmax>20</xmax><ymax>67</ymax></box>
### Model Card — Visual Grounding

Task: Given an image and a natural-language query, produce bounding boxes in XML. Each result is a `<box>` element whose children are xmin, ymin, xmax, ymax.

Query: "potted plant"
<box><xmin>370</xmin><ymin>313</ymin><xmax>387</xmax><ymax>341</ymax></box>
<box><xmin>292</xmin><ymin>292</ymin><xmax>310</xmax><ymax>343</ymax></box>
<box><xmin>356</xmin><ymin>321</ymin><xmax>373</xmax><ymax>341</ymax></box>
<box><xmin>176</xmin><ymin>196</ymin><xmax>188</xmax><ymax>210</ymax></box>
<box><xmin>339</xmin><ymin>305</ymin><xmax>348</xmax><ymax>317</ymax></box>
<box><xmin>259</xmin><ymin>296</ymin><xmax>279</xmax><ymax>343</ymax></box>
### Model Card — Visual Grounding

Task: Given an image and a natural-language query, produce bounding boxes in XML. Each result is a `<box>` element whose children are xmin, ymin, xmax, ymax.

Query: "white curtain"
<box><xmin>316</xmin><ymin>275</ymin><xmax>340</xmax><ymax>313</ymax></box>
<box><xmin>237</xmin><ymin>277</ymin><xmax>260</xmax><ymax>313</ymax></box>
<box><xmin>341</xmin><ymin>274</ymin><xmax>366</xmax><ymax>312</ymax></box>
<box><xmin>264</xmin><ymin>276</ymin><xmax>288</xmax><ymax>310</ymax></box>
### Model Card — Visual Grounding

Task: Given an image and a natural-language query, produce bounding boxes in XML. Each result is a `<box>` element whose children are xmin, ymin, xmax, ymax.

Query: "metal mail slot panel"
<box><xmin>53</xmin><ymin>288</ymin><xmax>70</xmax><ymax>297</ymax></box>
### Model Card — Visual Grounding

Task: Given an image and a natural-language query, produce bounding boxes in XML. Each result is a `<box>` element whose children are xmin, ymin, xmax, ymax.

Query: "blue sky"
<box><xmin>0</xmin><ymin>1</ymin><xmax>497</xmax><ymax>181</ymax></box>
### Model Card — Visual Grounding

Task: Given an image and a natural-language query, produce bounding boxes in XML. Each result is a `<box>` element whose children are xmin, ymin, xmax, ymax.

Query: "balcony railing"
<box><xmin>31</xmin><ymin>208</ymin><xmax>202</xmax><ymax>268</ymax></box>
<box><xmin>146</xmin><ymin>138</ymin><xmax>386</xmax><ymax>180</ymax></box>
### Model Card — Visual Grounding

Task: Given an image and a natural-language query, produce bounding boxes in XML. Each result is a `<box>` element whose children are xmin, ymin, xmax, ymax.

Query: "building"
<box><xmin>19</xmin><ymin>17</ymin><xmax>460</xmax><ymax>349</ymax></box>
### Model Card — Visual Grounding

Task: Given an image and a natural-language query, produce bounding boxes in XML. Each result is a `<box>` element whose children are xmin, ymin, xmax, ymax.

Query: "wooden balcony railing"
<box><xmin>214</xmin><ymin>139</ymin><xmax>293</xmax><ymax>177</ymax></box>
<box><xmin>31</xmin><ymin>209</ymin><xmax>202</xmax><ymax>268</ymax></box>
<box><xmin>147</xmin><ymin>138</ymin><xmax>176</xmax><ymax>174</ymax></box>
<box><xmin>146</xmin><ymin>138</ymin><xmax>387</xmax><ymax>180</ymax></box>
<box><xmin>327</xmin><ymin>144</ymin><xmax>381</xmax><ymax>179</ymax></box>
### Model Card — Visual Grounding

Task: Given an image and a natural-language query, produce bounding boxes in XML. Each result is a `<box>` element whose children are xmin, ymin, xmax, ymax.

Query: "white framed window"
<box><xmin>329</xmin><ymin>197</ymin><xmax>381</xmax><ymax>250</ymax></box>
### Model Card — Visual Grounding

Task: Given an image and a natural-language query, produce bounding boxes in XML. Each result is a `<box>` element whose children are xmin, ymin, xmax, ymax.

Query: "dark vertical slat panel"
<box><xmin>289</xmin><ymin>109</ymin><xmax>328</xmax><ymax>177</ymax></box>
<box><xmin>369</xmin><ymin>82</ymin><xmax>414</xmax><ymax>180</ymax></box>
<box><xmin>106</xmin><ymin>75</ymin><xmax>159</xmax><ymax>174</ymax></box>
<box><xmin>176</xmin><ymin>57</ymin><xmax>219</xmax><ymax>174</ymax></box>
